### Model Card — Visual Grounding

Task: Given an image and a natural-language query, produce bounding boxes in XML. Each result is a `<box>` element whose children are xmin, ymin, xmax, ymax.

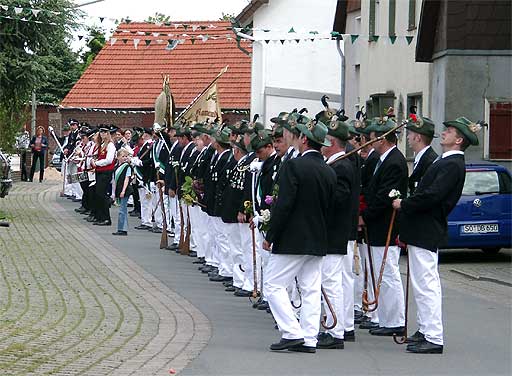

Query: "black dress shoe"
<box><xmin>269</xmin><ymin>338</ymin><xmax>305</xmax><ymax>351</ymax></box>
<box><xmin>86</xmin><ymin>216</ymin><xmax>97</xmax><ymax>222</ymax></box>
<box><xmin>93</xmin><ymin>220</ymin><xmax>112</xmax><ymax>226</ymax></box>
<box><xmin>129</xmin><ymin>211</ymin><xmax>140</xmax><ymax>217</ymax></box>
<box><xmin>234</xmin><ymin>289</ymin><xmax>252</xmax><ymax>297</ymax></box>
<box><xmin>344</xmin><ymin>330</ymin><xmax>355</xmax><ymax>342</ymax></box>
<box><xmin>152</xmin><ymin>228</ymin><xmax>162</xmax><ymax>233</ymax></box>
<box><xmin>72</xmin><ymin>198</ymin><xmax>82</xmax><ymax>202</ymax></box>
<box><xmin>370</xmin><ymin>326</ymin><xmax>405</xmax><ymax>336</ymax></box>
<box><xmin>166</xmin><ymin>243</ymin><xmax>179</xmax><ymax>250</ymax></box>
<box><xmin>75</xmin><ymin>207</ymin><xmax>86</xmax><ymax>213</ymax></box>
<box><xmin>188</xmin><ymin>251</ymin><xmax>197</xmax><ymax>257</ymax></box>
<box><xmin>317</xmin><ymin>333</ymin><xmax>344</xmax><ymax>349</ymax></box>
<box><xmin>112</xmin><ymin>231</ymin><xmax>127</xmax><ymax>236</ymax></box>
<box><xmin>135</xmin><ymin>225</ymin><xmax>151</xmax><ymax>230</ymax></box>
<box><xmin>407</xmin><ymin>330</ymin><xmax>425</xmax><ymax>343</ymax></box>
<box><xmin>193</xmin><ymin>258</ymin><xmax>205</xmax><ymax>264</ymax></box>
<box><xmin>225</xmin><ymin>285</ymin><xmax>236</xmax><ymax>292</ymax></box>
<box><xmin>209</xmin><ymin>275</ymin><xmax>232</xmax><ymax>282</ymax></box>
<box><xmin>288</xmin><ymin>345</ymin><xmax>316</xmax><ymax>353</ymax></box>
<box><xmin>81</xmin><ymin>210</ymin><xmax>91</xmax><ymax>215</ymax></box>
<box><xmin>359</xmin><ymin>321</ymin><xmax>379</xmax><ymax>330</ymax></box>
<box><xmin>406</xmin><ymin>339</ymin><xmax>443</xmax><ymax>354</ymax></box>
<box><xmin>257</xmin><ymin>301</ymin><xmax>269</xmax><ymax>311</ymax></box>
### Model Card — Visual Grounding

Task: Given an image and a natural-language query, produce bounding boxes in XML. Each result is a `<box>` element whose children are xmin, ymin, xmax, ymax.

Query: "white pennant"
<box><xmin>192</xmin><ymin>24</ymin><xmax>198</xmax><ymax>31</ymax></box>
<box><xmin>133</xmin><ymin>38</ymin><xmax>140</xmax><ymax>49</ymax></box>
<box><xmin>0</xmin><ymin>5</ymin><xmax>8</xmax><ymax>11</ymax></box>
<box><xmin>152</xmin><ymin>32</ymin><xmax>159</xmax><ymax>37</ymax></box>
<box><xmin>32</xmin><ymin>9</ymin><xmax>41</xmax><ymax>17</ymax></box>
<box><xmin>14</xmin><ymin>7</ymin><xmax>23</xmax><ymax>14</ymax></box>
<box><xmin>110</xmin><ymin>38</ymin><xmax>117</xmax><ymax>46</ymax></box>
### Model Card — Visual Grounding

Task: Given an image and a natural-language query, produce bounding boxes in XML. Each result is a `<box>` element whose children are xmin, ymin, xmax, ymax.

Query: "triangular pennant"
<box><xmin>389</xmin><ymin>35</ymin><xmax>397</xmax><ymax>44</ymax></box>
<box><xmin>310</xmin><ymin>39</ymin><xmax>314</xmax><ymax>42</ymax></box>
<box><xmin>350</xmin><ymin>34</ymin><xmax>359</xmax><ymax>43</ymax></box>
<box><xmin>200</xmin><ymin>35</ymin><xmax>208</xmax><ymax>42</ymax></box>
<box><xmin>14</xmin><ymin>7</ymin><xmax>23</xmax><ymax>14</ymax></box>
<box><xmin>183</xmin><ymin>24</ymin><xmax>189</xmax><ymax>30</ymax></box>
<box><xmin>145</xmin><ymin>32</ymin><xmax>151</xmax><ymax>36</ymax></box>
<box><xmin>264</xmin><ymin>40</ymin><xmax>270</xmax><ymax>44</ymax></box>
<box><xmin>130</xmin><ymin>30</ymin><xmax>136</xmax><ymax>34</ymax></box>
<box><xmin>99</xmin><ymin>17</ymin><xmax>104</xmax><ymax>23</ymax></box>
<box><xmin>174</xmin><ymin>23</ymin><xmax>181</xmax><ymax>29</ymax></box>
<box><xmin>200</xmin><ymin>25</ymin><xmax>207</xmax><ymax>30</ymax></box>
<box><xmin>133</xmin><ymin>38</ymin><xmax>140</xmax><ymax>49</ymax></box>
<box><xmin>152</xmin><ymin>32</ymin><xmax>159</xmax><ymax>37</ymax></box>
<box><xmin>192</xmin><ymin>25</ymin><xmax>198</xmax><ymax>31</ymax></box>
<box><xmin>145</xmin><ymin>39</ymin><xmax>151</xmax><ymax>46</ymax></box>
<box><xmin>110</xmin><ymin>37</ymin><xmax>117</xmax><ymax>46</ymax></box>
<box><xmin>0</xmin><ymin>5</ymin><xmax>8</xmax><ymax>11</ymax></box>
<box><xmin>190</xmin><ymin>37</ymin><xmax>196</xmax><ymax>44</ymax></box>
<box><xmin>78</xmin><ymin>35</ymin><xmax>83</xmax><ymax>40</ymax></box>
<box><xmin>370</xmin><ymin>35</ymin><xmax>379</xmax><ymax>42</ymax></box>
<box><xmin>32</xmin><ymin>9</ymin><xmax>41</xmax><ymax>17</ymax></box>
<box><xmin>137</xmin><ymin>31</ymin><xmax>144</xmax><ymax>35</ymax></box>
<box><xmin>406</xmin><ymin>36</ymin><xmax>414</xmax><ymax>45</ymax></box>
<box><xmin>309</xmin><ymin>31</ymin><xmax>319</xmax><ymax>35</ymax></box>
<box><xmin>280</xmin><ymin>40</ymin><xmax>285</xmax><ymax>45</ymax></box>
<box><xmin>208</xmin><ymin>24</ymin><xmax>216</xmax><ymax>28</ymax></box>
<box><xmin>122</xmin><ymin>38</ymin><xmax>128</xmax><ymax>44</ymax></box>
<box><xmin>295</xmin><ymin>39</ymin><xmax>300</xmax><ymax>43</ymax></box>
<box><xmin>125</xmin><ymin>18</ymin><xmax>131</xmax><ymax>24</ymax></box>
<box><xmin>164</xmin><ymin>22</ymin><xmax>171</xmax><ymax>26</ymax></box>
<box><xmin>263</xmin><ymin>29</ymin><xmax>270</xmax><ymax>32</ymax></box>
<box><xmin>288</xmin><ymin>27</ymin><xmax>296</xmax><ymax>33</ymax></box>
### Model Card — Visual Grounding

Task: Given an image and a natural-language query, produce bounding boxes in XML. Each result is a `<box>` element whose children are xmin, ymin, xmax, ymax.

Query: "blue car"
<box><xmin>442</xmin><ymin>163</ymin><xmax>512</xmax><ymax>254</ymax></box>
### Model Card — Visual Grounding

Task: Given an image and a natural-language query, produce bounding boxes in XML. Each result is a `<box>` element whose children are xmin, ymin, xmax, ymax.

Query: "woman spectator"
<box><xmin>29</xmin><ymin>126</ymin><xmax>48</xmax><ymax>182</ymax></box>
<box><xmin>90</xmin><ymin>125</ymin><xmax>116</xmax><ymax>226</ymax></box>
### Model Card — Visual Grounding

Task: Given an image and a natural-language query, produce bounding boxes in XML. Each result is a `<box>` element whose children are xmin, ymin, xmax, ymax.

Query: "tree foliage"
<box><xmin>145</xmin><ymin>12</ymin><xmax>171</xmax><ymax>24</ymax></box>
<box><xmin>0</xmin><ymin>0</ymin><xmax>79</xmax><ymax>150</ymax></box>
<box><xmin>80</xmin><ymin>26</ymin><xmax>106</xmax><ymax>73</ymax></box>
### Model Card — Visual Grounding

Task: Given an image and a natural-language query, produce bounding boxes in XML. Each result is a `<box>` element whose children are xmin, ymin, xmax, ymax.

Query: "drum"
<box><xmin>68</xmin><ymin>173</ymin><xmax>80</xmax><ymax>184</ymax></box>
<box><xmin>78</xmin><ymin>171</ymin><xmax>89</xmax><ymax>182</ymax></box>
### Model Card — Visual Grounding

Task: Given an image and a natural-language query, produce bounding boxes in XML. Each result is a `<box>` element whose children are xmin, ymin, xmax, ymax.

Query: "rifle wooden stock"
<box><xmin>181</xmin><ymin>205</ymin><xmax>191</xmax><ymax>255</ymax></box>
<box><xmin>157</xmin><ymin>178</ymin><xmax>168</xmax><ymax>249</ymax></box>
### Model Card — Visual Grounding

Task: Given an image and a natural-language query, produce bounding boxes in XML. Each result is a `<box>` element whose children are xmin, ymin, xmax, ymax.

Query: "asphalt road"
<box><xmin>68</xmin><ymin>199</ymin><xmax>511</xmax><ymax>376</ymax></box>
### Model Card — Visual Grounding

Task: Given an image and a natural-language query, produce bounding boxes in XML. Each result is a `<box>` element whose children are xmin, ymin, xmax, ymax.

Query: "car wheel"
<box><xmin>481</xmin><ymin>247</ymin><xmax>501</xmax><ymax>255</ymax></box>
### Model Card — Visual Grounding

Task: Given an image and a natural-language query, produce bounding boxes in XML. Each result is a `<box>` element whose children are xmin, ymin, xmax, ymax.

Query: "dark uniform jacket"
<box><xmin>255</xmin><ymin>152</ymin><xmax>280</xmax><ymax>212</ymax></box>
<box><xmin>360</xmin><ymin>149</ymin><xmax>380</xmax><ymax>198</ymax></box>
<box><xmin>408</xmin><ymin>146</ymin><xmax>438</xmax><ymax>195</ymax></box>
<box><xmin>399</xmin><ymin>153</ymin><xmax>465</xmax><ymax>252</ymax></box>
<box><xmin>240</xmin><ymin>152</ymin><xmax>258</xmax><ymax>212</ymax></box>
<box><xmin>214</xmin><ymin>156</ymin><xmax>237</xmax><ymax>218</ymax></box>
<box><xmin>327</xmin><ymin>156</ymin><xmax>356</xmax><ymax>254</ymax></box>
<box><xmin>204</xmin><ymin>149</ymin><xmax>231</xmax><ymax>216</ymax></box>
<box><xmin>346</xmin><ymin>145</ymin><xmax>362</xmax><ymax>241</ymax></box>
<box><xmin>135</xmin><ymin>140</ymin><xmax>155</xmax><ymax>186</ymax></box>
<box><xmin>175</xmin><ymin>142</ymin><xmax>196</xmax><ymax>198</ymax></box>
<box><xmin>220</xmin><ymin>154</ymin><xmax>253</xmax><ymax>223</ymax></box>
<box><xmin>65</xmin><ymin>129</ymin><xmax>79</xmax><ymax>154</ymax></box>
<box><xmin>190</xmin><ymin>145</ymin><xmax>215</xmax><ymax>207</ymax></box>
<box><xmin>163</xmin><ymin>140</ymin><xmax>183</xmax><ymax>193</ymax></box>
<box><xmin>361</xmin><ymin>147</ymin><xmax>408</xmax><ymax>246</ymax></box>
<box><xmin>266</xmin><ymin>151</ymin><xmax>337</xmax><ymax>256</ymax></box>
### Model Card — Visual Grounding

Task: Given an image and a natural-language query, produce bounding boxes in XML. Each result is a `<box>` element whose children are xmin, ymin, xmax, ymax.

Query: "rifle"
<box><xmin>181</xmin><ymin>205</ymin><xmax>191</xmax><ymax>255</ymax></box>
<box><xmin>157</xmin><ymin>173</ymin><xmax>168</xmax><ymax>249</ymax></box>
<box><xmin>175</xmin><ymin>166</ymin><xmax>186</xmax><ymax>252</ymax></box>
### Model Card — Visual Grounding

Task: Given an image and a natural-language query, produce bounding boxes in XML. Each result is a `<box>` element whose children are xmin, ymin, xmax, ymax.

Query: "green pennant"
<box><xmin>389</xmin><ymin>35</ymin><xmax>397</xmax><ymax>44</ymax></box>
<box><xmin>406</xmin><ymin>36</ymin><xmax>414</xmax><ymax>45</ymax></box>
<box><xmin>263</xmin><ymin>29</ymin><xmax>270</xmax><ymax>32</ymax></box>
<box><xmin>190</xmin><ymin>37</ymin><xmax>196</xmax><ymax>44</ymax></box>
<box><xmin>288</xmin><ymin>27</ymin><xmax>295</xmax><ymax>33</ymax></box>
<box><xmin>200</xmin><ymin>25</ymin><xmax>207</xmax><ymax>30</ymax></box>
<box><xmin>309</xmin><ymin>31</ymin><xmax>319</xmax><ymax>35</ymax></box>
<box><xmin>164</xmin><ymin>22</ymin><xmax>171</xmax><ymax>26</ymax></box>
<box><xmin>183</xmin><ymin>24</ymin><xmax>189</xmax><ymax>30</ymax></box>
<box><xmin>145</xmin><ymin>39</ymin><xmax>151</xmax><ymax>46</ymax></box>
<box><xmin>350</xmin><ymin>34</ymin><xmax>359</xmax><ymax>43</ymax></box>
<box><xmin>330</xmin><ymin>31</ymin><xmax>340</xmax><ymax>38</ymax></box>
<box><xmin>145</xmin><ymin>32</ymin><xmax>151</xmax><ymax>36</ymax></box>
<box><xmin>369</xmin><ymin>35</ymin><xmax>379</xmax><ymax>42</ymax></box>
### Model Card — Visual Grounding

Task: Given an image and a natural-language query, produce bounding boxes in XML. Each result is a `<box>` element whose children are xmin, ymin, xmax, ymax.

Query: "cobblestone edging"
<box><xmin>0</xmin><ymin>182</ymin><xmax>211</xmax><ymax>375</ymax></box>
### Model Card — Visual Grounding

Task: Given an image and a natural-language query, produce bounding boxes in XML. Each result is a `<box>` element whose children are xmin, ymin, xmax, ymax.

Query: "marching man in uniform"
<box><xmin>393</xmin><ymin>117</ymin><xmax>481</xmax><ymax>354</ymax></box>
<box><xmin>263</xmin><ymin>115</ymin><xmax>336</xmax><ymax>353</ymax></box>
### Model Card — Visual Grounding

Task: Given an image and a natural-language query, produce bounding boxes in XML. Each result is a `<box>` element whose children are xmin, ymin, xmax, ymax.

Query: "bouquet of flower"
<box><xmin>259</xmin><ymin>209</ymin><xmax>271</xmax><ymax>232</ymax></box>
<box><xmin>243</xmin><ymin>200</ymin><xmax>253</xmax><ymax>217</ymax></box>
<box><xmin>181</xmin><ymin>176</ymin><xmax>197</xmax><ymax>205</ymax></box>
<box><xmin>388</xmin><ymin>189</ymin><xmax>401</xmax><ymax>200</ymax></box>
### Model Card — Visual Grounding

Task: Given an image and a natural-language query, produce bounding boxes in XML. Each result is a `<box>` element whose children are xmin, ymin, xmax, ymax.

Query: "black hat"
<box><xmin>143</xmin><ymin>127</ymin><xmax>153</xmax><ymax>135</ymax></box>
<box><xmin>98</xmin><ymin>124</ymin><xmax>110</xmax><ymax>132</ymax></box>
<box><xmin>68</xmin><ymin>118</ymin><xmax>79</xmax><ymax>126</ymax></box>
<box><xmin>109</xmin><ymin>125</ymin><xmax>119</xmax><ymax>134</ymax></box>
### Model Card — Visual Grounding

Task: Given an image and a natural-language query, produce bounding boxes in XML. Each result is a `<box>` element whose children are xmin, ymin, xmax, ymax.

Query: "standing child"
<box><xmin>112</xmin><ymin>148</ymin><xmax>133</xmax><ymax>236</ymax></box>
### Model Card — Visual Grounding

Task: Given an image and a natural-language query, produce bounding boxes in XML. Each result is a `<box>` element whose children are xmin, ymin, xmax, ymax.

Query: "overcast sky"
<box><xmin>72</xmin><ymin>0</ymin><xmax>250</xmax><ymax>50</ymax></box>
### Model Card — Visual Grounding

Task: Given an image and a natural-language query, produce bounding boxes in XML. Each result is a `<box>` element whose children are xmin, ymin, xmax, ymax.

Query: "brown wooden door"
<box><xmin>489</xmin><ymin>102</ymin><xmax>512</xmax><ymax>160</ymax></box>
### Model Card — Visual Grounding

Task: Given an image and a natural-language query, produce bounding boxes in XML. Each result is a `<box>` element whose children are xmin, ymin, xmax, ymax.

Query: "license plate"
<box><xmin>461</xmin><ymin>224</ymin><xmax>499</xmax><ymax>234</ymax></box>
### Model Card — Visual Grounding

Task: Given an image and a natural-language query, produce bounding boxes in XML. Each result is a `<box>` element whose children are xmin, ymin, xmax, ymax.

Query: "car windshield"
<box><xmin>462</xmin><ymin>170</ymin><xmax>500</xmax><ymax>195</ymax></box>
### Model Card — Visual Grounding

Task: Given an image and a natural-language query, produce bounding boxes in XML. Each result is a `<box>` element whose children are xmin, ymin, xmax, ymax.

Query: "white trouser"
<box><xmin>321</xmin><ymin>254</ymin><xmax>345</xmax><ymax>339</ymax></box>
<box><xmin>265</xmin><ymin>254</ymin><xmax>324</xmax><ymax>347</ymax></box>
<box><xmin>409</xmin><ymin>245</ymin><xmax>444</xmax><ymax>345</ymax></box>
<box><xmin>358</xmin><ymin>242</ymin><xmax>379</xmax><ymax>323</ymax></box>
<box><xmin>342</xmin><ymin>241</ymin><xmax>355</xmax><ymax>331</ymax></box>
<box><xmin>194</xmin><ymin>209</ymin><xmax>208</xmax><ymax>258</ymax></box>
<box><xmin>353</xmin><ymin>241</ymin><xmax>364</xmax><ymax>312</ymax></box>
<box><xmin>256</xmin><ymin>231</ymin><xmax>266</xmax><ymax>299</ymax></box>
<box><xmin>204</xmin><ymin>215</ymin><xmax>218</xmax><ymax>267</ymax></box>
<box><xmin>188</xmin><ymin>205</ymin><xmax>201</xmax><ymax>253</ymax></box>
<box><xmin>371</xmin><ymin>245</ymin><xmax>405</xmax><ymax>328</ymax></box>
<box><xmin>150</xmin><ymin>184</ymin><xmax>163</xmax><ymax>229</ymax></box>
<box><xmin>168</xmin><ymin>195</ymin><xmax>182</xmax><ymax>243</ymax></box>
<box><xmin>212</xmin><ymin>217</ymin><xmax>232</xmax><ymax>277</ymax></box>
<box><xmin>139</xmin><ymin>187</ymin><xmax>152</xmax><ymax>227</ymax></box>
<box><xmin>240</xmin><ymin>223</ymin><xmax>254</xmax><ymax>292</ymax></box>
<box><xmin>226</xmin><ymin>222</ymin><xmax>244</xmax><ymax>288</ymax></box>
<box><xmin>63</xmin><ymin>160</ymin><xmax>73</xmax><ymax>195</ymax></box>
<box><xmin>162</xmin><ymin>194</ymin><xmax>173</xmax><ymax>231</ymax></box>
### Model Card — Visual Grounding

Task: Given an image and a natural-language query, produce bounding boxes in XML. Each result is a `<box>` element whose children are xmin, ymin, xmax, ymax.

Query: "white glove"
<box><xmin>150</xmin><ymin>182</ymin><xmax>156</xmax><ymax>193</ymax></box>
<box><xmin>131</xmin><ymin>157</ymin><xmax>142</xmax><ymax>166</ymax></box>
<box><xmin>250</xmin><ymin>161</ymin><xmax>263</xmax><ymax>173</ymax></box>
<box><xmin>252</xmin><ymin>213</ymin><xmax>262</xmax><ymax>228</ymax></box>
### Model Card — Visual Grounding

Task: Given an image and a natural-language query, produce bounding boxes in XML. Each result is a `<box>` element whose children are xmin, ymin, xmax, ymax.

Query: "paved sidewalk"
<box><xmin>0</xmin><ymin>181</ymin><xmax>210</xmax><ymax>375</ymax></box>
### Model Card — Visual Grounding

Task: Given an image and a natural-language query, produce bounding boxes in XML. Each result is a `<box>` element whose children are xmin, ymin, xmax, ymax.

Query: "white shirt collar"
<box><xmin>442</xmin><ymin>150</ymin><xmax>464</xmax><ymax>158</ymax></box>
<box><xmin>302</xmin><ymin>149</ymin><xmax>320</xmax><ymax>157</ymax></box>
<box><xmin>414</xmin><ymin>145</ymin><xmax>431</xmax><ymax>165</ymax></box>
<box><xmin>367</xmin><ymin>148</ymin><xmax>375</xmax><ymax>157</ymax></box>
<box><xmin>326</xmin><ymin>150</ymin><xmax>345</xmax><ymax>164</ymax></box>
<box><xmin>379</xmin><ymin>145</ymin><xmax>396</xmax><ymax>162</ymax></box>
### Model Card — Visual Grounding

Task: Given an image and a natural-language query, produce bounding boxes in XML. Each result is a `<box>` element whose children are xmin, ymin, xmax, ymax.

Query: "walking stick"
<box><xmin>251</xmin><ymin>225</ymin><xmax>258</xmax><ymax>299</ymax></box>
<box><xmin>174</xmin><ymin>166</ymin><xmax>186</xmax><ymax>251</ymax></box>
<box><xmin>157</xmin><ymin>178</ymin><xmax>168</xmax><ymax>249</ymax></box>
<box><xmin>362</xmin><ymin>209</ymin><xmax>397</xmax><ymax>312</ymax></box>
<box><xmin>321</xmin><ymin>286</ymin><xmax>338</xmax><ymax>330</ymax></box>
<box><xmin>362</xmin><ymin>227</ymin><xmax>378</xmax><ymax>312</ymax></box>
<box><xmin>394</xmin><ymin>246</ymin><xmax>409</xmax><ymax>344</ymax></box>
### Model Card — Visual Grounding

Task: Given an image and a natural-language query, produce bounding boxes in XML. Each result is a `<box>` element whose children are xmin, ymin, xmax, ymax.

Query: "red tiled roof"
<box><xmin>61</xmin><ymin>21</ymin><xmax>252</xmax><ymax>110</ymax></box>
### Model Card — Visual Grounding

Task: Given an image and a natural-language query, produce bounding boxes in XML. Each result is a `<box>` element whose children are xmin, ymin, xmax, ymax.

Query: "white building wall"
<box><xmin>250</xmin><ymin>0</ymin><xmax>342</xmax><ymax>126</ymax></box>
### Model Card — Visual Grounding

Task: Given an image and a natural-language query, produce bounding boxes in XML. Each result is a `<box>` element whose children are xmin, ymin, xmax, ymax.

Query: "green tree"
<box><xmin>0</xmin><ymin>0</ymin><xmax>79</xmax><ymax>150</ymax></box>
<box><xmin>145</xmin><ymin>12</ymin><xmax>171</xmax><ymax>24</ymax></box>
<box><xmin>80</xmin><ymin>26</ymin><xmax>106</xmax><ymax>73</ymax></box>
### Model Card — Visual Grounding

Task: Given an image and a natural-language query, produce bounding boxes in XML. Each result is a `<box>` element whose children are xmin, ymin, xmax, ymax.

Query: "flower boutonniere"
<box><xmin>388</xmin><ymin>189</ymin><xmax>401</xmax><ymax>199</ymax></box>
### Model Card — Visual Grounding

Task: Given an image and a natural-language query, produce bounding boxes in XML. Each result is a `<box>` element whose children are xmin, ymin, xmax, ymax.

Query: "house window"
<box><xmin>408</xmin><ymin>0</ymin><xmax>416</xmax><ymax>30</ymax></box>
<box><xmin>406</xmin><ymin>93</ymin><xmax>423</xmax><ymax>159</ymax></box>
<box><xmin>369</xmin><ymin>0</ymin><xmax>376</xmax><ymax>41</ymax></box>
<box><xmin>367</xmin><ymin>92</ymin><xmax>395</xmax><ymax>118</ymax></box>
<box><xmin>389</xmin><ymin>0</ymin><xmax>396</xmax><ymax>36</ymax></box>
<box><xmin>488</xmin><ymin>101</ymin><xmax>512</xmax><ymax>160</ymax></box>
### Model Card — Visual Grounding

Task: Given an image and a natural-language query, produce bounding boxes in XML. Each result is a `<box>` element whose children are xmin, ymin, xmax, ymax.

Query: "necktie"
<box><xmin>373</xmin><ymin>159</ymin><xmax>382</xmax><ymax>175</ymax></box>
